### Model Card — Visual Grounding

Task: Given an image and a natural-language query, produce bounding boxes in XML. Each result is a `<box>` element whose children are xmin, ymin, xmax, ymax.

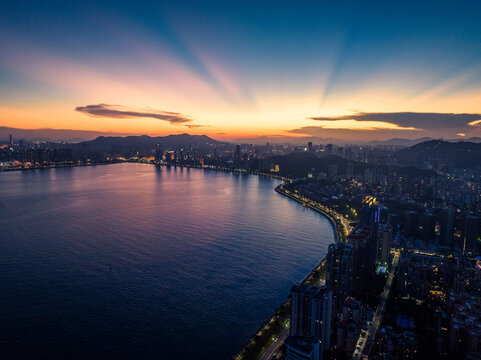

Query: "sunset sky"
<box><xmin>1</xmin><ymin>0</ymin><xmax>481</xmax><ymax>141</ymax></box>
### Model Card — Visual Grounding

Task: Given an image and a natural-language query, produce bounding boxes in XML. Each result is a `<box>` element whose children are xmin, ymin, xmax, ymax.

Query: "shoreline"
<box><xmin>135</xmin><ymin>161</ymin><xmax>342</xmax><ymax>360</ymax></box>
<box><xmin>232</xmin><ymin>184</ymin><xmax>342</xmax><ymax>360</ymax></box>
<box><xmin>0</xmin><ymin>160</ymin><xmax>124</xmax><ymax>172</ymax></box>
<box><xmin>0</xmin><ymin>160</ymin><xmax>292</xmax><ymax>183</ymax></box>
<box><xmin>274</xmin><ymin>183</ymin><xmax>341</xmax><ymax>243</ymax></box>
<box><xmin>3</xmin><ymin>160</ymin><xmax>343</xmax><ymax>360</ymax></box>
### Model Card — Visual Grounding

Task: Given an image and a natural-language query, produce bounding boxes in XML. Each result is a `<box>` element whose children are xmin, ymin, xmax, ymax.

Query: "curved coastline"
<box><xmin>7</xmin><ymin>160</ymin><xmax>341</xmax><ymax>359</ymax></box>
<box><xmin>232</xmin><ymin>181</ymin><xmax>342</xmax><ymax>360</ymax></box>
<box><xmin>274</xmin><ymin>183</ymin><xmax>340</xmax><ymax>243</ymax></box>
<box><xmin>141</xmin><ymin>162</ymin><xmax>343</xmax><ymax>360</ymax></box>
<box><xmin>139</xmin><ymin>161</ymin><xmax>341</xmax><ymax>360</ymax></box>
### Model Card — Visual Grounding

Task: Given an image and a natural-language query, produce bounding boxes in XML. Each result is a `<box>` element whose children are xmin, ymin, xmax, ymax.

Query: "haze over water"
<box><xmin>0</xmin><ymin>163</ymin><xmax>334</xmax><ymax>359</ymax></box>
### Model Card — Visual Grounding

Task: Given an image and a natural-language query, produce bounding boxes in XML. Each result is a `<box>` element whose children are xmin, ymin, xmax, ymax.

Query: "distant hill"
<box><xmin>366</xmin><ymin>137</ymin><xmax>433</xmax><ymax>147</ymax></box>
<box><xmin>366</xmin><ymin>137</ymin><xmax>481</xmax><ymax>147</ymax></box>
<box><xmin>267</xmin><ymin>152</ymin><xmax>363</xmax><ymax>178</ymax></box>
<box><xmin>395</xmin><ymin>140</ymin><xmax>481</xmax><ymax>169</ymax></box>
<box><xmin>0</xmin><ymin>126</ymin><xmax>130</xmax><ymax>142</ymax></box>
<box><xmin>83</xmin><ymin>134</ymin><xmax>226</xmax><ymax>153</ymax></box>
<box><xmin>268</xmin><ymin>151</ymin><xmax>435</xmax><ymax>178</ymax></box>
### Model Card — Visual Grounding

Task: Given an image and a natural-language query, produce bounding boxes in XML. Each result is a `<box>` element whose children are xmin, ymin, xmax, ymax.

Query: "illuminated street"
<box><xmin>352</xmin><ymin>251</ymin><xmax>401</xmax><ymax>360</ymax></box>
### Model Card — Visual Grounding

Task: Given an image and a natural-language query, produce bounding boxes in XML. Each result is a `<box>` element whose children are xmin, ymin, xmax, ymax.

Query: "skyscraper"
<box><xmin>440</xmin><ymin>208</ymin><xmax>455</xmax><ymax>248</ymax></box>
<box><xmin>234</xmin><ymin>144</ymin><xmax>241</xmax><ymax>164</ymax></box>
<box><xmin>359</xmin><ymin>197</ymin><xmax>380</xmax><ymax>277</ymax></box>
<box><xmin>377</xmin><ymin>224</ymin><xmax>392</xmax><ymax>265</ymax></box>
<box><xmin>404</xmin><ymin>210</ymin><xmax>418</xmax><ymax>238</ymax></box>
<box><xmin>284</xmin><ymin>336</ymin><xmax>320</xmax><ymax>360</ymax></box>
<box><xmin>422</xmin><ymin>212</ymin><xmax>436</xmax><ymax>242</ymax></box>
<box><xmin>290</xmin><ymin>284</ymin><xmax>332</xmax><ymax>359</ymax></box>
<box><xmin>326</xmin><ymin>243</ymin><xmax>354</xmax><ymax>313</ymax></box>
<box><xmin>347</xmin><ymin>226</ymin><xmax>372</xmax><ymax>296</ymax></box>
<box><xmin>346</xmin><ymin>163</ymin><xmax>354</xmax><ymax>179</ymax></box>
<box><xmin>155</xmin><ymin>143</ymin><xmax>163</xmax><ymax>163</ymax></box>
<box><xmin>360</xmin><ymin>196</ymin><xmax>380</xmax><ymax>228</ymax></box>
<box><xmin>326</xmin><ymin>144</ymin><xmax>333</xmax><ymax>154</ymax></box>
<box><xmin>463</xmin><ymin>214</ymin><xmax>479</xmax><ymax>254</ymax></box>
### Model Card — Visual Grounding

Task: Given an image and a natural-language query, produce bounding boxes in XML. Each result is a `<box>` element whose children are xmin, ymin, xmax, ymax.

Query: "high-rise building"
<box><xmin>335</xmin><ymin>297</ymin><xmax>365</xmax><ymax>356</ymax></box>
<box><xmin>290</xmin><ymin>284</ymin><xmax>332</xmax><ymax>359</ymax></box>
<box><xmin>326</xmin><ymin>144</ymin><xmax>333</xmax><ymax>154</ymax></box>
<box><xmin>388</xmin><ymin>213</ymin><xmax>399</xmax><ymax>233</ymax></box>
<box><xmin>155</xmin><ymin>143</ymin><xmax>163</xmax><ymax>162</ymax></box>
<box><xmin>377</xmin><ymin>224</ymin><xmax>392</xmax><ymax>265</ymax></box>
<box><xmin>463</xmin><ymin>214</ymin><xmax>479</xmax><ymax>254</ymax></box>
<box><xmin>404</xmin><ymin>210</ymin><xmax>418</xmax><ymax>237</ymax></box>
<box><xmin>363</xmin><ymin>168</ymin><xmax>374</xmax><ymax>185</ymax></box>
<box><xmin>440</xmin><ymin>208</ymin><xmax>455</xmax><ymax>248</ymax></box>
<box><xmin>346</xmin><ymin>163</ymin><xmax>354</xmax><ymax>179</ymax></box>
<box><xmin>347</xmin><ymin>226</ymin><xmax>372</xmax><ymax>296</ymax></box>
<box><xmin>360</xmin><ymin>196</ymin><xmax>380</xmax><ymax>228</ymax></box>
<box><xmin>379</xmin><ymin>205</ymin><xmax>389</xmax><ymax>224</ymax></box>
<box><xmin>284</xmin><ymin>336</ymin><xmax>320</xmax><ymax>360</ymax></box>
<box><xmin>326</xmin><ymin>243</ymin><xmax>353</xmax><ymax>313</ymax></box>
<box><xmin>422</xmin><ymin>212</ymin><xmax>436</xmax><ymax>241</ymax></box>
<box><xmin>308</xmin><ymin>141</ymin><xmax>313</xmax><ymax>152</ymax></box>
<box><xmin>234</xmin><ymin>145</ymin><xmax>241</xmax><ymax>163</ymax></box>
<box><xmin>448</xmin><ymin>293</ymin><xmax>481</xmax><ymax>354</ymax></box>
<box><xmin>9</xmin><ymin>134</ymin><xmax>13</xmax><ymax>146</ymax></box>
<box><xmin>345</xmin><ymin>147</ymin><xmax>353</xmax><ymax>160</ymax></box>
<box><xmin>359</xmin><ymin>197</ymin><xmax>380</xmax><ymax>277</ymax></box>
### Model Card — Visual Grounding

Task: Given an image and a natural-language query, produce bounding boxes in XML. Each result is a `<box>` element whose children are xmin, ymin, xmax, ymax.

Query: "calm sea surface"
<box><xmin>0</xmin><ymin>163</ymin><xmax>334</xmax><ymax>359</ymax></box>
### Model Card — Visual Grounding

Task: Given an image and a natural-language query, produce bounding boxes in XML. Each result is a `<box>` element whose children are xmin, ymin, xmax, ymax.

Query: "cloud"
<box><xmin>287</xmin><ymin>126</ymin><xmax>422</xmax><ymax>140</ymax></box>
<box><xmin>309</xmin><ymin>112</ymin><xmax>481</xmax><ymax>131</ymax></box>
<box><xmin>183</xmin><ymin>124</ymin><xmax>208</xmax><ymax>128</ymax></box>
<box><xmin>301</xmin><ymin>119</ymin><xmax>419</xmax><ymax>131</ymax></box>
<box><xmin>75</xmin><ymin>104</ymin><xmax>192</xmax><ymax>124</ymax></box>
<box><xmin>468</xmin><ymin>120</ymin><xmax>481</xmax><ymax>126</ymax></box>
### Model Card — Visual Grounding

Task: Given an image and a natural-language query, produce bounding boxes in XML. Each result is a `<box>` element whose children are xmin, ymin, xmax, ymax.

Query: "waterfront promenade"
<box><xmin>233</xmin><ymin>182</ymin><xmax>349</xmax><ymax>360</ymax></box>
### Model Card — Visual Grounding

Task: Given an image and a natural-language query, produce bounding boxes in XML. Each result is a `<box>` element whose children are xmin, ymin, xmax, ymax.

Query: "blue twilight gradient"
<box><xmin>1</xmin><ymin>0</ymin><xmax>481</xmax><ymax>141</ymax></box>
<box><xmin>1</xmin><ymin>0</ymin><xmax>481</xmax><ymax>100</ymax></box>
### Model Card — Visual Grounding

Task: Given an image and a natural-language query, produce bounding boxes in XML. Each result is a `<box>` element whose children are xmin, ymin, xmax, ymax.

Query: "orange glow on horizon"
<box><xmin>1</xmin><ymin>40</ymin><xmax>481</xmax><ymax>141</ymax></box>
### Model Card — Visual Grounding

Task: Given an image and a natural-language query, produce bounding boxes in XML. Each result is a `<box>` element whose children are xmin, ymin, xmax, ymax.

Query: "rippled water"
<box><xmin>0</xmin><ymin>163</ymin><xmax>334</xmax><ymax>359</ymax></box>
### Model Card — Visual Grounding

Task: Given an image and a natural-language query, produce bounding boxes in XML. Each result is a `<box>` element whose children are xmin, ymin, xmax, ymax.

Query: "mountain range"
<box><xmin>4</xmin><ymin>126</ymin><xmax>481</xmax><ymax>146</ymax></box>
<box><xmin>394</xmin><ymin>140</ymin><xmax>481</xmax><ymax>169</ymax></box>
<box><xmin>83</xmin><ymin>134</ymin><xmax>225</xmax><ymax>152</ymax></box>
<box><xmin>0</xmin><ymin>126</ymin><xmax>135</xmax><ymax>142</ymax></box>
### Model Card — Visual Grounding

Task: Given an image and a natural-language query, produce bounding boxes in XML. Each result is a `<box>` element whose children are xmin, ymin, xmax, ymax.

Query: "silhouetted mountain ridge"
<box><xmin>267</xmin><ymin>152</ymin><xmax>360</xmax><ymax>178</ymax></box>
<box><xmin>268</xmin><ymin>151</ymin><xmax>435</xmax><ymax>178</ymax></box>
<box><xmin>395</xmin><ymin>140</ymin><xmax>481</xmax><ymax>169</ymax></box>
<box><xmin>83</xmin><ymin>134</ymin><xmax>226</xmax><ymax>152</ymax></box>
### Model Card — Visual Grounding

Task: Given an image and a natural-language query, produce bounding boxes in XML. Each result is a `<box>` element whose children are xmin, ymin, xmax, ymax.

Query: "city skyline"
<box><xmin>2</xmin><ymin>1</ymin><xmax>481</xmax><ymax>141</ymax></box>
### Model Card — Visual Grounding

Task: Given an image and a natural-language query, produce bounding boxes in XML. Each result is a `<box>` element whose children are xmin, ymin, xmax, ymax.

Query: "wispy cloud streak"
<box><xmin>310</xmin><ymin>112</ymin><xmax>481</xmax><ymax>130</ymax></box>
<box><xmin>75</xmin><ymin>104</ymin><xmax>192</xmax><ymax>124</ymax></box>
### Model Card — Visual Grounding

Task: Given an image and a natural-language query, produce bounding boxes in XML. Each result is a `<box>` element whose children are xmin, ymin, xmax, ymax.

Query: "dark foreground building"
<box><xmin>288</xmin><ymin>284</ymin><xmax>332</xmax><ymax>360</ymax></box>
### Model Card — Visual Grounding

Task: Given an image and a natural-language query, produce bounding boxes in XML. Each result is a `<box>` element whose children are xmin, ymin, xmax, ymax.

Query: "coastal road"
<box><xmin>352</xmin><ymin>251</ymin><xmax>400</xmax><ymax>360</ymax></box>
<box><xmin>259</xmin><ymin>327</ymin><xmax>289</xmax><ymax>360</ymax></box>
<box><xmin>278</xmin><ymin>189</ymin><xmax>350</xmax><ymax>242</ymax></box>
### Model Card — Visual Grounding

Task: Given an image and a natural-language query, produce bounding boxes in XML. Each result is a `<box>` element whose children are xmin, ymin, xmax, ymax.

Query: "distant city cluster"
<box><xmin>2</xmin><ymin>134</ymin><xmax>481</xmax><ymax>359</ymax></box>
